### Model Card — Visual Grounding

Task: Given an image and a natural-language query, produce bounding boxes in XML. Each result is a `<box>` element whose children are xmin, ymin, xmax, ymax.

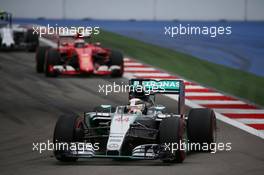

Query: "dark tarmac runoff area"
<box><xmin>0</xmin><ymin>47</ymin><xmax>263</xmax><ymax>175</ymax></box>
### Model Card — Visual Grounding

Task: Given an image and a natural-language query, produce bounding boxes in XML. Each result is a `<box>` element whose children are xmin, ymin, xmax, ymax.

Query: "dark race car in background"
<box><xmin>35</xmin><ymin>33</ymin><xmax>124</xmax><ymax>77</ymax></box>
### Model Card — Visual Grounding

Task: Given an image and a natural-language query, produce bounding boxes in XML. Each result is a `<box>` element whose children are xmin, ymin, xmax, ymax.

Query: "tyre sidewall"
<box><xmin>159</xmin><ymin>117</ymin><xmax>186</xmax><ymax>163</ymax></box>
<box><xmin>109</xmin><ymin>50</ymin><xmax>124</xmax><ymax>77</ymax></box>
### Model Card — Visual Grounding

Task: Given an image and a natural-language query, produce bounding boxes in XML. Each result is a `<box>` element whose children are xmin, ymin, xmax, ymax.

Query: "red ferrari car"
<box><xmin>35</xmin><ymin>35</ymin><xmax>124</xmax><ymax>77</ymax></box>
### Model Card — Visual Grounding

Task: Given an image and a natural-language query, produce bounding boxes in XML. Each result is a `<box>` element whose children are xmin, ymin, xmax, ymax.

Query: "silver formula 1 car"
<box><xmin>53</xmin><ymin>79</ymin><xmax>216</xmax><ymax>163</ymax></box>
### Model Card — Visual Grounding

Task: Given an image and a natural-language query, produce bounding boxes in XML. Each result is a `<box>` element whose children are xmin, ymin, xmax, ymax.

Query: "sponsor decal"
<box><xmin>115</xmin><ymin>117</ymin><xmax>129</xmax><ymax>122</ymax></box>
<box><xmin>108</xmin><ymin>143</ymin><xmax>119</xmax><ymax>149</ymax></box>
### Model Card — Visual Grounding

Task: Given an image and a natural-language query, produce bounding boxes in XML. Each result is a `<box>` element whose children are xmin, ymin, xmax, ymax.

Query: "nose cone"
<box><xmin>79</xmin><ymin>55</ymin><xmax>94</xmax><ymax>73</ymax></box>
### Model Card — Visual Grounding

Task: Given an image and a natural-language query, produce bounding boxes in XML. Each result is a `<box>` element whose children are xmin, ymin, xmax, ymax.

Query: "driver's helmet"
<box><xmin>74</xmin><ymin>38</ymin><xmax>85</xmax><ymax>48</ymax></box>
<box><xmin>127</xmin><ymin>98</ymin><xmax>145</xmax><ymax>114</ymax></box>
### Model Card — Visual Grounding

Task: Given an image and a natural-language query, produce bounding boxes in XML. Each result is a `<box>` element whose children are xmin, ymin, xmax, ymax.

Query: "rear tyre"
<box><xmin>159</xmin><ymin>117</ymin><xmax>186</xmax><ymax>163</ymax></box>
<box><xmin>53</xmin><ymin>115</ymin><xmax>84</xmax><ymax>162</ymax></box>
<box><xmin>109</xmin><ymin>50</ymin><xmax>124</xmax><ymax>77</ymax></box>
<box><xmin>26</xmin><ymin>29</ymin><xmax>39</xmax><ymax>52</ymax></box>
<box><xmin>45</xmin><ymin>49</ymin><xmax>60</xmax><ymax>77</ymax></box>
<box><xmin>36</xmin><ymin>46</ymin><xmax>50</xmax><ymax>73</ymax></box>
<box><xmin>187</xmin><ymin>108</ymin><xmax>216</xmax><ymax>152</ymax></box>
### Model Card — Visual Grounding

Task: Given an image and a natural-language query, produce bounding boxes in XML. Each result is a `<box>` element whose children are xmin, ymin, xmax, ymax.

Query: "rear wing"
<box><xmin>129</xmin><ymin>79</ymin><xmax>185</xmax><ymax>115</ymax></box>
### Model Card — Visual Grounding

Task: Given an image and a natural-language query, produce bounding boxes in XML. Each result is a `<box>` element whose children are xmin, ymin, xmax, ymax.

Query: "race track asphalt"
<box><xmin>0</xmin><ymin>48</ymin><xmax>263</xmax><ymax>175</ymax></box>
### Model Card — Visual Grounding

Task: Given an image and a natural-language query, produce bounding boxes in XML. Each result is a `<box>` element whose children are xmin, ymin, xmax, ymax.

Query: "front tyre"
<box><xmin>187</xmin><ymin>108</ymin><xmax>216</xmax><ymax>152</ymax></box>
<box><xmin>109</xmin><ymin>50</ymin><xmax>124</xmax><ymax>77</ymax></box>
<box><xmin>36</xmin><ymin>46</ymin><xmax>50</xmax><ymax>73</ymax></box>
<box><xmin>53</xmin><ymin>115</ymin><xmax>84</xmax><ymax>162</ymax></box>
<box><xmin>159</xmin><ymin>117</ymin><xmax>186</xmax><ymax>163</ymax></box>
<box><xmin>45</xmin><ymin>49</ymin><xmax>60</xmax><ymax>77</ymax></box>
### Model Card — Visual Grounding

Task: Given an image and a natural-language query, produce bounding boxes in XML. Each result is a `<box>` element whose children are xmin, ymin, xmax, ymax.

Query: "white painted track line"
<box><xmin>185</xmin><ymin>85</ymin><xmax>207</xmax><ymax>89</ymax></box>
<box><xmin>214</xmin><ymin>109</ymin><xmax>264</xmax><ymax>114</ymax></box>
<box><xmin>235</xmin><ymin>119</ymin><xmax>264</xmax><ymax>124</ymax></box>
<box><xmin>124</xmin><ymin>57</ymin><xmax>132</xmax><ymax>61</ymax></box>
<box><xmin>125</xmin><ymin>67</ymin><xmax>156</xmax><ymax>71</ymax></box>
<box><xmin>191</xmin><ymin>100</ymin><xmax>246</xmax><ymax>104</ymax></box>
<box><xmin>166</xmin><ymin>95</ymin><xmax>264</xmax><ymax>139</ymax></box>
<box><xmin>124</xmin><ymin>62</ymin><xmax>143</xmax><ymax>66</ymax></box>
<box><xmin>185</xmin><ymin>92</ymin><xmax>223</xmax><ymax>96</ymax></box>
<box><xmin>215</xmin><ymin>112</ymin><xmax>264</xmax><ymax>139</ymax></box>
